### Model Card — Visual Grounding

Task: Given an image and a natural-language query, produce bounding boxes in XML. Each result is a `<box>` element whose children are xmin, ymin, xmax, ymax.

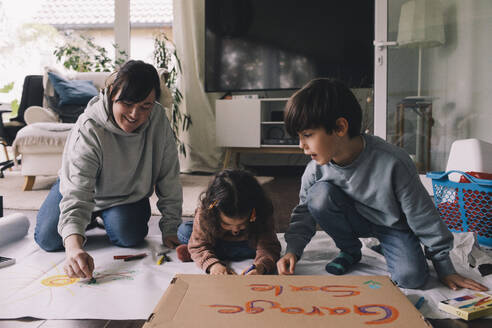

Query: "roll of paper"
<box><xmin>0</xmin><ymin>213</ymin><xmax>30</xmax><ymax>247</ymax></box>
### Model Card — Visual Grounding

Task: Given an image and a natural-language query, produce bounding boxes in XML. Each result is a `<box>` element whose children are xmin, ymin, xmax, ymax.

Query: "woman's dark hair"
<box><xmin>108</xmin><ymin>60</ymin><xmax>161</xmax><ymax>106</ymax></box>
<box><xmin>284</xmin><ymin>78</ymin><xmax>362</xmax><ymax>138</ymax></box>
<box><xmin>199</xmin><ymin>169</ymin><xmax>274</xmax><ymax>238</ymax></box>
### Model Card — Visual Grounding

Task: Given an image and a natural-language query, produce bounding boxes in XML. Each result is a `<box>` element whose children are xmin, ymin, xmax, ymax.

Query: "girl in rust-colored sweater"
<box><xmin>176</xmin><ymin>169</ymin><xmax>281</xmax><ymax>275</ymax></box>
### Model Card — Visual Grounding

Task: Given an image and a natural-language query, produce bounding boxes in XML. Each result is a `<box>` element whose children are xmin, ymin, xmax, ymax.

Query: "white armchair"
<box><xmin>14</xmin><ymin>66</ymin><xmax>173</xmax><ymax>191</ymax></box>
<box><xmin>24</xmin><ymin>105</ymin><xmax>61</xmax><ymax>124</ymax></box>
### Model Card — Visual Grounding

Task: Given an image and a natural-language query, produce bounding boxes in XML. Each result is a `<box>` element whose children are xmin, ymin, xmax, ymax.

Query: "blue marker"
<box><xmin>242</xmin><ymin>264</ymin><xmax>256</xmax><ymax>275</ymax></box>
<box><xmin>415</xmin><ymin>296</ymin><xmax>426</xmax><ymax>310</ymax></box>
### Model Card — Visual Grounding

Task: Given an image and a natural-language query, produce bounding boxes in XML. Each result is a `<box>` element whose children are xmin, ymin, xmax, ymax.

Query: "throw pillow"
<box><xmin>47</xmin><ymin>72</ymin><xmax>99</xmax><ymax>106</ymax></box>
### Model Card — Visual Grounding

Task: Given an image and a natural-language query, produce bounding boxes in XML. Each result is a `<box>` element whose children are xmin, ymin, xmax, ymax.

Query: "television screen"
<box><xmin>205</xmin><ymin>0</ymin><xmax>375</xmax><ymax>92</ymax></box>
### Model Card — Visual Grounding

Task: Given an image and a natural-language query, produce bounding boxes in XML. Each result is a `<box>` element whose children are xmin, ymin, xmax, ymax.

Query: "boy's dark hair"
<box><xmin>199</xmin><ymin>169</ymin><xmax>274</xmax><ymax>238</ymax></box>
<box><xmin>284</xmin><ymin>78</ymin><xmax>362</xmax><ymax>138</ymax></box>
<box><xmin>108</xmin><ymin>60</ymin><xmax>161</xmax><ymax>106</ymax></box>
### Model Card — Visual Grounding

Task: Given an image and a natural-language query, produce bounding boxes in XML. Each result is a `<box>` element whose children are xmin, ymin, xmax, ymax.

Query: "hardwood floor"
<box><xmin>2</xmin><ymin>318</ymin><xmax>492</xmax><ymax>327</ymax></box>
<box><xmin>0</xmin><ymin>318</ymin><xmax>146</xmax><ymax>327</ymax></box>
<box><xmin>428</xmin><ymin>318</ymin><xmax>492</xmax><ymax>328</ymax></box>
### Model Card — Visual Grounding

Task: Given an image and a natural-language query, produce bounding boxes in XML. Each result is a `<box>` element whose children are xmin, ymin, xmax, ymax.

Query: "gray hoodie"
<box><xmin>57</xmin><ymin>91</ymin><xmax>182</xmax><ymax>243</ymax></box>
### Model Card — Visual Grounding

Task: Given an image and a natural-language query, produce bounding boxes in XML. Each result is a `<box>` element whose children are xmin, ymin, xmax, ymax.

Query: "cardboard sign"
<box><xmin>144</xmin><ymin>274</ymin><xmax>430</xmax><ymax>328</ymax></box>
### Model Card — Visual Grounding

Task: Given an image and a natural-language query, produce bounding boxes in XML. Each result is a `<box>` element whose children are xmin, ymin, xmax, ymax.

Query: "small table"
<box><xmin>223</xmin><ymin>147</ymin><xmax>305</xmax><ymax>169</ymax></box>
<box><xmin>396</xmin><ymin>97</ymin><xmax>434</xmax><ymax>173</ymax></box>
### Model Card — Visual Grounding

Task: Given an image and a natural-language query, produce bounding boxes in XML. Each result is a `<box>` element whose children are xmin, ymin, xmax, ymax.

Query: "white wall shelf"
<box><xmin>216</xmin><ymin>98</ymin><xmax>298</xmax><ymax>148</ymax></box>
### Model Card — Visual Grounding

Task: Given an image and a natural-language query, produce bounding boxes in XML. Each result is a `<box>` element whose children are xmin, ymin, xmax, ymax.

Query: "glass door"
<box><xmin>375</xmin><ymin>0</ymin><xmax>492</xmax><ymax>173</ymax></box>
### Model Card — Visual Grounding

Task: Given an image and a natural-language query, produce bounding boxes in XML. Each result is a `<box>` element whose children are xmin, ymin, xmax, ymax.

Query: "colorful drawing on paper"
<box><xmin>39</xmin><ymin>270</ymin><xmax>136</xmax><ymax>287</ymax></box>
<box><xmin>41</xmin><ymin>275</ymin><xmax>79</xmax><ymax>287</ymax></box>
<box><xmin>1</xmin><ymin>263</ymin><xmax>138</xmax><ymax>307</ymax></box>
<box><xmin>79</xmin><ymin>269</ymin><xmax>136</xmax><ymax>285</ymax></box>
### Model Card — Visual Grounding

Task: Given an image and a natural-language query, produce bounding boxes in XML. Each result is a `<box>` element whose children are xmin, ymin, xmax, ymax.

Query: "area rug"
<box><xmin>0</xmin><ymin>169</ymin><xmax>273</xmax><ymax>217</ymax></box>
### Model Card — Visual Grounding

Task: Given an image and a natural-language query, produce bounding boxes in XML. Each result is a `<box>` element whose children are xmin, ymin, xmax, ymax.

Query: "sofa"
<box><xmin>13</xmin><ymin>66</ymin><xmax>173</xmax><ymax>191</ymax></box>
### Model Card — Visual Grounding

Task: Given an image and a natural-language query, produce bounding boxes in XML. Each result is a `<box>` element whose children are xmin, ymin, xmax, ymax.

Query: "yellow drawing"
<box><xmin>1</xmin><ymin>261</ymin><xmax>137</xmax><ymax>308</ymax></box>
<box><xmin>41</xmin><ymin>275</ymin><xmax>79</xmax><ymax>287</ymax></box>
<box><xmin>1</xmin><ymin>262</ymin><xmax>79</xmax><ymax>306</ymax></box>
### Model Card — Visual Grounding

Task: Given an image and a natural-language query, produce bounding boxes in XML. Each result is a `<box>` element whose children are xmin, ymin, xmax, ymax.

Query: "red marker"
<box><xmin>123</xmin><ymin>253</ymin><xmax>147</xmax><ymax>262</ymax></box>
<box><xmin>475</xmin><ymin>296</ymin><xmax>490</xmax><ymax>307</ymax></box>
<box><xmin>114</xmin><ymin>253</ymin><xmax>147</xmax><ymax>260</ymax></box>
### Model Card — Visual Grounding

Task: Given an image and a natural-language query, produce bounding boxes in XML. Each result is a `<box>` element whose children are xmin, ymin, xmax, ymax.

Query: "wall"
<box><xmin>425</xmin><ymin>0</ymin><xmax>492</xmax><ymax>169</ymax></box>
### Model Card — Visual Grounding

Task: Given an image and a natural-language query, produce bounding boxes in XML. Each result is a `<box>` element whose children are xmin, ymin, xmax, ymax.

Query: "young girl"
<box><xmin>176</xmin><ymin>169</ymin><xmax>281</xmax><ymax>275</ymax></box>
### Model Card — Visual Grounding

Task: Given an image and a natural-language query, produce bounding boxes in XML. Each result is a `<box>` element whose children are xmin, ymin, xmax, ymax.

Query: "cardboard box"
<box><xmin>144</xmin><ymin>274</ymin><xmax>430</xmax><ymax>328</ymax></box>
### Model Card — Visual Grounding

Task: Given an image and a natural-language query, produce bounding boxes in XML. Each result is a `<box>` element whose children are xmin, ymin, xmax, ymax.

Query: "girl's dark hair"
<box><xmin>284</xmin><ymin>78</ymin><xmax>362</xmax><ymax>138</ymax></box>
<box><xmin>199</xmin><ymin>169</ymin><xmax>274</xmax><ymax>238</ymax></box>
<box><xmin>108</xmin><ymin>60</ymin><xmax>161</xmax><ymax>106</ymax></box>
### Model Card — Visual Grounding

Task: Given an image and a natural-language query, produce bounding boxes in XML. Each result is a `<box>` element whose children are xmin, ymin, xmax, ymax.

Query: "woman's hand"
<box><xmin>209</xmin><ymin>262</ymin><xmax>235</xmax><ymax>275</ymax></box>
<box><xmin>64</xmin><ymin>234</ymin><xmax>94</xmax><ymax>279</ymax></box>
<box><xmin>163</xmin><ymin>235</ymin><xmax>180</xmax><ymax>249</ymax></box>
<box><xmin>441</xmin><ymin>273</ymin><xmax>488</xmax><ymax>291</ymax></box>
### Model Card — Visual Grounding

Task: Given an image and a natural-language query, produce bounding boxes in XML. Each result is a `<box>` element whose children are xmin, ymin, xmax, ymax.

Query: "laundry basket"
<box><xmin>427</xmin><ymin>170</ymin><xmax>492</xmax><ymax>247</ymax></box>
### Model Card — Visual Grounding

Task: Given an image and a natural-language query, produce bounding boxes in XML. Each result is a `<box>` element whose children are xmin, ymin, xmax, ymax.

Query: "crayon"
<box><xmin>123</xmin><ymin>253</ymin><xmax>147</xmax><ymax>262</ymax></box>
<box><xmin>157</xmin><ymin>255</ymin><xmax>166</xmax><ymax>265</ymax></box>
<box><xmin>114</xmin><ymin>253</ymin><xmax>146</xmax><ymax>260</ymax></box>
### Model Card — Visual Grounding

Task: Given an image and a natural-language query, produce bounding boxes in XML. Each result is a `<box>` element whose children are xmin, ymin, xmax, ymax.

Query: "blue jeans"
<box><xmin>177</xmin><ymin>221</ymin><xmax>256</xmax><ymax>260</ymax></box>
<box><xmin>306</xmin><ymin>181</ymin><xmax>429</xmax><ymax>289</ymax></box>
<box><xmin>35</xmin><ymin>179</ymin><xmax>151</xmax><ymax>251</ymax></box>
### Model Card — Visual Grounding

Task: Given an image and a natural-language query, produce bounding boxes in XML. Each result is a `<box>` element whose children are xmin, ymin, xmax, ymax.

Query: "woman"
<box><xmin>34</xmin><ymin>60</ymin><xmax>182</xmax><ymax>279</ymax></box>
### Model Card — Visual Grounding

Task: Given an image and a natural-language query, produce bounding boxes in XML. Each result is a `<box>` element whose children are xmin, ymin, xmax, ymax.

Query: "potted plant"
<box><xmin>153</xmin><ymin>32</ymin><xmax>191</xmax><ymax>157</ymax></box>
<box><xmin>54</xmin><ymin>33</ymin><xmax>127</xmax><ymax>72</ymax></box>
<box><xmin>0</xmin><ymin>82</ymin><xmax>18</xmax><ymax>117</ymax></box>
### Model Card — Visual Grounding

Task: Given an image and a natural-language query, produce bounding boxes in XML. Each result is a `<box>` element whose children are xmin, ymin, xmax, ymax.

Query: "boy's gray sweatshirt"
<box><xmin>58</xmin><ymin>92</ymin><xmax>182</xmax><ymax>244</ymax></box>
<box><xmin>285</xmin><ymin>134</ymin><xmax>456</xmax><ymax>278</ymax></box>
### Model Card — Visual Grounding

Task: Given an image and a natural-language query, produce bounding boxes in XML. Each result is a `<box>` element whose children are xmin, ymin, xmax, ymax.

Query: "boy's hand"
<box><xmin>209</xmin><ymin>262</ymin><xmax>236</xmax><ymax>275</ymax></box>
<box><xmin>277</xmin><ymin>252</ymin><xmax>297</xmax><ymax>275</ymax></box>
<box><xmin>441</xmin><ymin>273</ymin><xmax>489</xmax><ymax>291</ymax></box>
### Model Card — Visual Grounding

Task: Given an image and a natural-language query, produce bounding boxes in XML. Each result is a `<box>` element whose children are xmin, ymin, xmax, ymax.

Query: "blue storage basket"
<box><xmin>427</xmin><ymin>170</ymin><xmax>492</xmax><ymax>247</ymax></box>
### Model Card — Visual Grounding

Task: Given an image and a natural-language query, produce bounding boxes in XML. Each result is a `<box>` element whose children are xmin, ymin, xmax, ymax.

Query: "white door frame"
<box><xmin>374</xmin><ymin>0</ymin><xmax>388</xmax><ymax>139</ymax></box>
<box><xmin>114</xmin><ymin>0</ymin><xmax>130</xmax><ymax>61</ymax></box>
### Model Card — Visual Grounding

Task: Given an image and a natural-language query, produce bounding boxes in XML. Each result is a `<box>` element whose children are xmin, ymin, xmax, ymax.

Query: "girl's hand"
<box><xmin>244</xmin><ymin>268</ymin><xmax>261</xmax><ymax>275</ymax></box>
<box><xmin>209</xmin><ymin>263</ymin><xmax>235</xmax><ymax>275</ymax></box>
<box><xmin>244</xmin><ymin>264</ymin><xmax>264</xmax><ymax>275</ymax></box>
<box><xmin>441</xmin><ymin>273</ymin><xmax>488</xmax><ymax>291</ymax></box>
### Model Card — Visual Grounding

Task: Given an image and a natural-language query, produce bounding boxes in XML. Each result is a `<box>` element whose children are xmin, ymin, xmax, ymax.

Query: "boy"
<box><xmin>276</xmin><ymin>78</ymin><xmax>488</xmax><ymax>291</ymax></box>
